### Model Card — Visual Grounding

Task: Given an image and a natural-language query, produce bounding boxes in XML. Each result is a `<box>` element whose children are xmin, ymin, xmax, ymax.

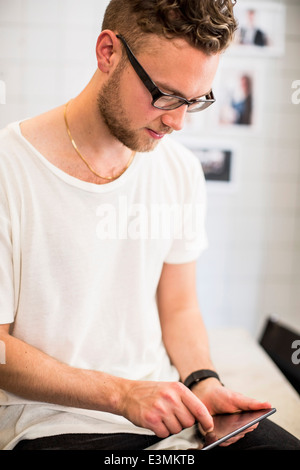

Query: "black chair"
<box><xmin>259</xmin><ymin>317</ymin><xmax>300</xmax><ymax>395</ymax></box>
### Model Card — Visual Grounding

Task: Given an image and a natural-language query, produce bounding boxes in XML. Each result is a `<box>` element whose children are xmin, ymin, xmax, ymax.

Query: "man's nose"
<box><xmin>161</xmin><ymin>105</ymin><xmax>188</xmax><ymax>131</ymax></box>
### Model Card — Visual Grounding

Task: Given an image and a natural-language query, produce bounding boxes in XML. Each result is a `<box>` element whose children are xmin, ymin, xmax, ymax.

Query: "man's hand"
<box><xmin>191</xmin><ymin>377</ymin><xmax>272</xmax><ymax>446</ymax></box>
<box><xmin>191</xmin><ymin>377</ymin><xmax>272</xmax><ymax>416</ymax></box>
<box><xmin>120</xmin><ymin>380</ymin><xmax>213</xmax><ymax>438</ymax></box>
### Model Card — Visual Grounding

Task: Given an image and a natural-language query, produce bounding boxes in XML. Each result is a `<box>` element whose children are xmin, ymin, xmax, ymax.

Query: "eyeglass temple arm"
<box><xmin>116</xmin><ymin>35</ymin><xmax>158</xmax><ymax>94</ymax></box>
<box><xmin>116</xmin><ymin>35</ymin><xmax>215</xmax><ymax>106</ymax></box>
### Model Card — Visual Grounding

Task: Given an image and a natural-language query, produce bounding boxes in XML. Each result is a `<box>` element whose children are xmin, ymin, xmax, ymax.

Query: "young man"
<box><xmin>0</xmin><ymin>0</ymin><xmax>299</xmax><ymax>450</ymax></box>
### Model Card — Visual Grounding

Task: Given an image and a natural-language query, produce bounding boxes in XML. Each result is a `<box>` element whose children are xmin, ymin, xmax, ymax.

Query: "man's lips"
<box><xmin>146</xmin><ymin>128</ymin><xmax>171</xmax><ymax>139</ymax></box>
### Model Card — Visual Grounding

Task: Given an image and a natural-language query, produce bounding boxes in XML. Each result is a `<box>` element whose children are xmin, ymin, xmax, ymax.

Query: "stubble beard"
<box><xmin>97</xmin><ymin>63</ymin><xmax>166</xmax><ymax>153</ymax></box>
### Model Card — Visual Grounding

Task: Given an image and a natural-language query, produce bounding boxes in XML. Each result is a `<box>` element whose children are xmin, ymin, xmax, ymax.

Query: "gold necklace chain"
<box><xmin>64</xmin><ymin>101</ymin><xmax>135</xmax><ymax>181</ymax></box>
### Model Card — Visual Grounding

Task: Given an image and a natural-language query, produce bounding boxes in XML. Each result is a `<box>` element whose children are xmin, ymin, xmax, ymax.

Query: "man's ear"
<box><xmin>96</xmin><ymin>30</ymin><xmax>120</xmax><ymax>73</ymax></box>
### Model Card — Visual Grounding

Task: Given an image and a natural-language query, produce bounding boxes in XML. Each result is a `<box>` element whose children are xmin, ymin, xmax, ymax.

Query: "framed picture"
<box><xmin>230</xmin><ymin>2</ymin><xmax>286</xmax><ymax>57</ymax></box>
<box><xmin>212</xmin><ymin>59</ymin><xmax>263</xmax><ymax>133</ymax></box>
<box><xmin>177</xmin><ymin>136</ymin><xmax>238</xmax><ymax>191</ymax></box>
<box><xmin>198</xmin><ymin>146</ymin><xmax>233</xmax><ymax>183</ymax></box>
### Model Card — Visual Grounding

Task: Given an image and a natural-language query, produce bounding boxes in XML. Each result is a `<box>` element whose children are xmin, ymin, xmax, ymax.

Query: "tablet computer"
<box><xmin>199</xmin><ymin>407</ymin><xmax>276</xmax><ymax>450</ymax></box>
<box><xmin>146</xmin><ymin>407</ymin><xmax>276</xmax><ymax>450</ymax></box>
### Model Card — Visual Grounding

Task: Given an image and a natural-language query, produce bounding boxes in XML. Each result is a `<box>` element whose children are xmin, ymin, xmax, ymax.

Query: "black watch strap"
<box><xmin>183</xmin><ymin>369</ymin><xmax>222</xmax><ymax>389</ymax></box>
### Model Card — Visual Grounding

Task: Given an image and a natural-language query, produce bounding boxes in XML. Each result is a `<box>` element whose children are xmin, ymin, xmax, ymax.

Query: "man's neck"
<box><xmin>20</xmin><ymin>82</ymin><xmax>134</xmax><ymax>185</ymax></box>
<box><xmin>66</xmin><ymin>80</ymin><xmax>132</xmax><ymax>169</ymax></box>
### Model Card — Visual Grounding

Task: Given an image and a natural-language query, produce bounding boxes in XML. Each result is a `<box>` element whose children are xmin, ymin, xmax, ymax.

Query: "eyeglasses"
<box><xmin>116</xmin><ymin>34</ymin><xmax>215</xmax><ymax>113</ymax></box>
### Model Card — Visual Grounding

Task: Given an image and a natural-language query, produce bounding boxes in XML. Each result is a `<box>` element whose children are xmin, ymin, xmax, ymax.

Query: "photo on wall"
<box><xmin>177</xmin><ymin>136</ymin><xmax>238</xmax><ymax>191</ymax></box>
<box><xmin>212</xmin><ymin>59</ymin><xmax>263</xmax><ymax>133</ymax></box>
<box><xmin>230</xmin><ymin>1</ymin><xmax>286</xmax><ymax>57</ymax></box>
<box><xmin>199</xmin><ymin>147</ymin><xmax>232</xmax><ymax>183</ymax></box>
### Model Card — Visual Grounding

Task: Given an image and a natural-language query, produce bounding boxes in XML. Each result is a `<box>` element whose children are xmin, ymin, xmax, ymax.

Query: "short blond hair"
<box><xmin>102</xmin><ymin>0</ymin><xmax>238</xmax><ymax>54</ymax></box>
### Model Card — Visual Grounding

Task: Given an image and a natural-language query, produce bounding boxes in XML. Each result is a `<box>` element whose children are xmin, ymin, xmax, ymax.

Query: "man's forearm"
<box><xmin>160</xmin><ymin>307</ymin><xmax>217</xmax><ymax>382</ymax></box>
<box><xmin>156</xmin><ymin>261</ymin><xmax>217</xmax><ymax>383</ymax></box>
<box><xmin>0</xmin><ymin>329</ymin><xmax>124</xmax><ymax>414</ymax></box>
<box><xmin>0</xmin><ymin>328</ymin><xmax>215</xmax><ymax>437</ymax></box>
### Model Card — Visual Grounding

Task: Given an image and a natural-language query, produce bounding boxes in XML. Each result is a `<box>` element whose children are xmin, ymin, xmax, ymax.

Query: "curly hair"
<box><xmin>102</xmin><ymin>0</ymin><xmax>238</xmax><ymax>55</ymax></box>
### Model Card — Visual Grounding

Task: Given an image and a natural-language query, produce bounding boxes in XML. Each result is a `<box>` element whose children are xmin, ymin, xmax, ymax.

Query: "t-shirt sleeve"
<box><xmin>0</xmin><ymin>179</ymin><xmax>15</xmax><ymax>325</ymax></box>
<box><xmin>164</xmin><ymin>154</ymin><xmax>208</xmax><ymax>264</ymax></box>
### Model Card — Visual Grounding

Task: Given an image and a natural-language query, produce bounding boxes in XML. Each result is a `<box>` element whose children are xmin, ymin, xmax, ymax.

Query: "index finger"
<box><xmin>181</xmin><ymin>385</ymin><xmax>213</xmax><ymax>433</ymax></box>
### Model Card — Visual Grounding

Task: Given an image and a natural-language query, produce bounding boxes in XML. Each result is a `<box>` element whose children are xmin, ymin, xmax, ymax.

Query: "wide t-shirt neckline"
<box><xmin>12</xmin><ymin>121</ymin><xmax>146</xmax><ymax>194</ymax></box>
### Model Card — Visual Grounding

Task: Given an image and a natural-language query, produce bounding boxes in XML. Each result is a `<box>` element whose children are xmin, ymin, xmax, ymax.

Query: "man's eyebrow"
<box><xmin>156</xmin><ymin>81</ymin><xmax>188</xmax><ymax>99</ymax></box>
<box><xmin>156</xmin><ymin>81</ymin><xmax>212</xmax><ymax>100</ymax></box>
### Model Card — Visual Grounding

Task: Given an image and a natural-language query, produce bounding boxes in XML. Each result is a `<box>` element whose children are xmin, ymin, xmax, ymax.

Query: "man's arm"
<box><xmin>0</xmin><ymin>323</ymin><xmax>124</xmax><ymax>412</ymax></box>
<box><xmin>0</xmin><ymin>322</ymin><xmax>213</xmax><ymax>438</ymax></box>
<box><xmin>157</xmin><ymin>261</ymin><xmax>217</xmax><ymax>380</ymax></box>
<box><xmin>157</xmin><ymin>261</ymin><xmax>272</xmax><ymax>416</ymax></box>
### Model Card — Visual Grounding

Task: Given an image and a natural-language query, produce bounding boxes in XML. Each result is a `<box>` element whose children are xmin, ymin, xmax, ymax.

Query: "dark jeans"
<box><xmin>12</xmin><ymin>419</ymin><xmax>300</xmax><ymax>451</ymax></box>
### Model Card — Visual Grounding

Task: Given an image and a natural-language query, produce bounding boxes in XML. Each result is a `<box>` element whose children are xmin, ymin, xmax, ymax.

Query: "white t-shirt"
<box><xmin>0</xmin><ymin>121</ymin><xmax>207</xmax><ymax>449</ymax></box>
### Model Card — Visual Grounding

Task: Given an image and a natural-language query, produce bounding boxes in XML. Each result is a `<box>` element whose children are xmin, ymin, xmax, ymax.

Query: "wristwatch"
<box><xmin>183</xmin><ymin>369</ymin><xmax>222</xmax><ymax>390</ymax></box>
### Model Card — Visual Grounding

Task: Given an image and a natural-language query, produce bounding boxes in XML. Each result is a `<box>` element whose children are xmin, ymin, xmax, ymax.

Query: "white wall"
<box><xmin>0</xmin><ymin>0</ymin><xmax>299</xmax><ymax>338</ymax></box>
<box><xmin>0</xmin><ymin>0</ymin><xmax>110</xmax><ymax>120</ymax></box>
<box><xmin>193</xmin><ymin>0</ymin><xmax>300</xmax><ymax>337</ymax></box>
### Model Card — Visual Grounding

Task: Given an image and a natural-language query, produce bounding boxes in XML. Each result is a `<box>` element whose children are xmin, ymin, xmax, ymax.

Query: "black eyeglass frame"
<box><xmin>116</xmin><ymin>34</ymin><xmax>215</xmax><ymax>113</ymax></box>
